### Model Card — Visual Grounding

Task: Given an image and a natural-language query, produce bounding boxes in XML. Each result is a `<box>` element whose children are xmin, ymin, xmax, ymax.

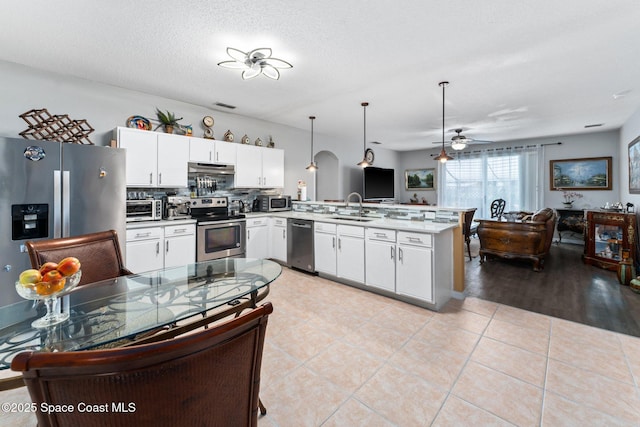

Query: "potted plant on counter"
<box><xmin>155</xmin><ymin>108</ymin><xmax>183</xmax><ymax>134</ymax></box>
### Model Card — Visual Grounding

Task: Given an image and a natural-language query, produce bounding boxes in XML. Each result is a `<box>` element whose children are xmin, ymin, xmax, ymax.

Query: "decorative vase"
<box><xmin>617</xmin><ymin>250</ymin><xmax>635</xmax><ymax>286</ymax></box>
<box><xmin>164</xmin><ymin>125</ymin><xmax>174</xmax><ymax>134</ymax></box>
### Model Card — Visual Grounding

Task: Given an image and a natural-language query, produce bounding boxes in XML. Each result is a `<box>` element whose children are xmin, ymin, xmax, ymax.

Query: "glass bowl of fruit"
<box><xmin>15</xmin><ymin>257</ymin><xmax>82</xmax><ymax>328</ymax></box>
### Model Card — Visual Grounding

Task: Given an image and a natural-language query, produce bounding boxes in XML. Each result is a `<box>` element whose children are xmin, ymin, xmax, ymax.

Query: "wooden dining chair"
<box><xmin>11</xmin><ymin>302</ymin><xmax>273</xmax><ymax>427</ymax></box>
<box><xmin>463</xmin><ymin>208</ymin><xmax>478</xmax><ymax>261</ymax></box>
<box><xmin>25</xmin><ymin>229</ymin><xmax>133</xmax><ymax>287</ymax></box>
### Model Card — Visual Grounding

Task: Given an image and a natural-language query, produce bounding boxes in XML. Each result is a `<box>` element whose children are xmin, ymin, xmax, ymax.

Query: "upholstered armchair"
<box><xmin>476</xmin><ymin>208</ymin><xmax>557</xmax><ymax>271</ymax></box>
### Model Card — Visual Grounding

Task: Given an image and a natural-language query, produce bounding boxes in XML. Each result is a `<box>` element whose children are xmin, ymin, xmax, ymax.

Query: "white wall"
<box><xmin>620</xmin><ymin>106</ymin><xmax>640</xmax><ymax>207</ymax></box>
<box><xmin>0</xmin><ymin>61</ymin><xmax>311</xmax><ymax>198</ymax></box>
<box><xmin>397</xmin><ymin>130</ymin><xmax>620</xmax><ymax>209</ymax></box>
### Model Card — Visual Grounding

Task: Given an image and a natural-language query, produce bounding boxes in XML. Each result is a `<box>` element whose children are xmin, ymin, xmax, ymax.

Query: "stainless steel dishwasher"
<box><xmin>287</xmin><ymin>218</ymin><xmax>315</xmax><ymax>273</ymax></box>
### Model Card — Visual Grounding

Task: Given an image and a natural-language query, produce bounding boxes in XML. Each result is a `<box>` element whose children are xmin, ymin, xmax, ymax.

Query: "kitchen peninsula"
<box><xmin>249</xmin><ymin>201</ymin><xmax>466</xmax><ymax>311</ymax></box>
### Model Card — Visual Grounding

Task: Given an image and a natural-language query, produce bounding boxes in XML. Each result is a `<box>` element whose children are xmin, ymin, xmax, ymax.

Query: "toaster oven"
<box><xmin>126</xmin><ymin>199</ymin><xmax>163</xmax><ymax>222</ymax></box>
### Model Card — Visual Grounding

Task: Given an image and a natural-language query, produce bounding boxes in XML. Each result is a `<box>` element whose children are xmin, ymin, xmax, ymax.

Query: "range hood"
<box><xmin>188</xmin><ymin>162</ymin><xmax>235</xmax><ymax>175</ymax></box>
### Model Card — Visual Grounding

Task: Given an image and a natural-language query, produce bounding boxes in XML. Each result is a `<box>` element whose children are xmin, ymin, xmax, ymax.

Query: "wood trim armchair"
<box><xmin>11</xmin><ymin>302</ymin><xmax>274</xmax><ymax>427</ymax></box>
<box><xmin>26</xmin><ymin>230</ymin><xmax>133</xmax><ymax>287</ymax></box>
<box><xmin>477</xmin><ymin>208</ymin><xmax>557</xmax><ymax>271</ymax></box>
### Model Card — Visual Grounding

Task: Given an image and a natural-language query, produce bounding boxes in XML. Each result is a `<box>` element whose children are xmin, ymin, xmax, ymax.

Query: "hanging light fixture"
<box><xmin>357</xmin><ymin>102</ymin><xmax>370</xmax><ymax>167</ymax></box>
<box><xmin>306</xmin><ymin>116</ymin><xmax>317</xmax><ymax>171</ymax></box>
<box><xmin>434</xmin><ymin>81</ymin><xmax>454</xmax><ymax>163</ymax></box>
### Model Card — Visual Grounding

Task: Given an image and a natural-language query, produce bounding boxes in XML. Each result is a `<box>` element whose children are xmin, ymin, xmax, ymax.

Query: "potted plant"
<box><xmin>155</xmin><ymin>108</ymin><xmax>183</xmax><ymax>134</ymax></box>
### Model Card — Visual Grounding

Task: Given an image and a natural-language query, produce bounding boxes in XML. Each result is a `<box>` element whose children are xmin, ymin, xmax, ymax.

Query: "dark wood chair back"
<box><xmin>11</xmin><ymin>302</ymin><xmax>274</xmax><ymax>427</ymax></box>
<box><xmin>25</xmin><ymin>229</ymin><xmax>132</xmax><ymax>287</ymax></box>
<box><xmin>463</xmin><ymin>208</ymin><xmax>478</xmax><ymax>260</ymax></box>
<box><xmin>490</xmin><ymin>198</ymin><xmax>506</xmax><ymax>219</ymax></box>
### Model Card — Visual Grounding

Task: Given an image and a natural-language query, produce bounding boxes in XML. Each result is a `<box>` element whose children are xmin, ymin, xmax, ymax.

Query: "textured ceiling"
<box><xmin>1</xmin><ymin>0</ymin><xmax>639</xmax><ymax>150</ymax></box>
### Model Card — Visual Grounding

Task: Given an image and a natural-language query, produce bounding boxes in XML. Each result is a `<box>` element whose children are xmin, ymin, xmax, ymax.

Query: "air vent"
<box><xmin>584</xmin><ymin>123</ymin><xmax>603</xmax><ymax>128</ymax></box>
<box><xmin>214</xmin><ymin>102</ymin><xmax>236</xmax><ymax>109</ymax></box>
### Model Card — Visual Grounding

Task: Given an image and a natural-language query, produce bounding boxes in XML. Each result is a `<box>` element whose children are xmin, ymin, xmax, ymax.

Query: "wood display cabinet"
<box><xmin>583</xmin><ymin>210</ymin><xmax>637</xmax><ymax>271</ymax></box>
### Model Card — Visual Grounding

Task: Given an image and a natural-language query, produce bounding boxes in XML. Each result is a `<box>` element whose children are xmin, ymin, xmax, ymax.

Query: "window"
<box><xmin>438</xmin><ymin>146</ymin><xmax>540</xmax><ymax>217</ymax></box>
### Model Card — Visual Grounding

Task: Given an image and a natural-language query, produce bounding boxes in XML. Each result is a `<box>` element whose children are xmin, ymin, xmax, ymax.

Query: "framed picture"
<box><xmin>405</xmin><ymin>168</ymin><xmax>435</xmax><ymax>190</ymax></box>
<box><xmin>629</xmin><ymin>136</ymin><xmax>640</xmax><ymax>193</ymax></box>
<box><xmin>550</xmin><ymin>156</ymin><xmax>612</xmax><ymax>190</ymax></box>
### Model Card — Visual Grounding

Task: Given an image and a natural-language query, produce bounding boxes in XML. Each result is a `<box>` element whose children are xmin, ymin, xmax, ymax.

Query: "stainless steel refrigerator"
<box><xmin>1</xmin><ymin>137</ymin><xmax>126</xmax><ymax>307</ymax></box>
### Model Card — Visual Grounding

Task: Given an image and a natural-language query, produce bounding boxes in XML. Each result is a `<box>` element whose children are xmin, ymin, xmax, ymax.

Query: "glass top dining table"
<box><xmin>0</xmin><ymin>258</ymin><xmax>281</xmax><ymax>373</ymax></box>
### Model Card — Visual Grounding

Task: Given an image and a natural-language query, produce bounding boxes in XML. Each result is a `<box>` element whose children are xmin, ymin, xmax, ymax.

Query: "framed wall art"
<box><xmin>405</xmin><ymin>168</ymin><xmax>435</xmax><ymax>190</ymax></box>
<box><xmin>629</xmin><ymin>136</ymin><xmax>640</xmax><ymax>193</ymax></box>
<box><xmin>550</xmin><ymin>156</ymin><xmax>612</xmax><ymax>190</ymax></box>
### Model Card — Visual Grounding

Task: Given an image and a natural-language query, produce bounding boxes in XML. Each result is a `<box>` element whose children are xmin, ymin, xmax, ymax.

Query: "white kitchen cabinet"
<box><xmin>163</xmin><ymin>223</ymin><xmax>196</xmax><ymax>269</ymax></box>
<box><xmin>118</xmin><ymin>127</ymin><xmax>158</xmax><ymax>187</ymax></box>
<box><xmin>156</xmin><ymin>133</ymin><xmax>189</xmax><ymax>187</ymax></box>
<box><xmin>189</xmin><ymin>137</ymin><xmax>236</xmax><ymax>164</ymax></box>
<box><xmin>116</xmin><ymin>127</ymin><xmax>188</xmax><ymax>188</ymax></box>
<box><xmin>337</xmin><ymin>225</ymin><xmax>365</xmax><ymax>283</ymax></box>
<box><xmin>261</xmin><ymin>148</ymin><xmax>284</xmax><ymax>188</ymax></box>
<box><xmin>269</xmin><ymin>217</ymin><xmax>287</xmax><ymax>263</ymax></box>
<box><xmin>365</xmin><ymin>228</ymin><xmax>396</xmax><ymax>292</ymax></box>
<box><xmin>314</xmin><ymin>222</ymin><xmax>337</xmax><ymax>275</ymax></box>
<box><xmin>126</xmin><ymin>223</ymin><xmax>195</xmax><ymax>273</ymax></box>
<box><xmin>126</xmin><ymin>226</ymin><xmax>164</xmax><ymax>273</ymax></box>
<box><xmin>246</xmin><ymin>217</ymin><xmax>269</xmax><ymax>259</ymax></box>
<box><xmin>396</xmin><ymin>231</ymin><xmax>433</xmax><ymax>303</ymax></box>
<box><xmin>235</xmin><ymin>144</ymin><xmax>284</xmax><ymax>188</ymax></box>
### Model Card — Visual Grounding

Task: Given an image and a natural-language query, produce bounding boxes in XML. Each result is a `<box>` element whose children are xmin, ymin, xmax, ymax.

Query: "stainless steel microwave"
<box><xmin>256</xmin><ymin>195</ymin><xmax>292</xmax><ymax>212</ymax></box>
<box><xmin>126</xmin><ymin>199</ymin><xmax>163</xmax><ymax>222</ymax></box>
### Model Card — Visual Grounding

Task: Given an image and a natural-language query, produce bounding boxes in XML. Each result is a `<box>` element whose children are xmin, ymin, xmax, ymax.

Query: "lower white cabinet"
<box><xmin>314</xmin><ymin>222</ymin><xmax>337</xmax><ymax>275</ymax></box>
<box><xmin>269</xmin><ymin>217</ymin><xmax>287</xmax><ymax>263</ymax></box>
<box><xmin>163</xmin><ymin>224</ymin><xmax>196</xmax><ymax>269</ymax></box>
<box><xmin>396</xmin><ymin>231</ymin><xmax>433</xmax><ymax>303</ymax></box>
<box><xmin>314</xmin><ymin>222</ymin><xmax>365</xmax><ymax>284</ymax></box>
<box><xmin>126</xmin><ymin>223</ymin><xmax>196</xmax><ymax>273</ymax></box>
<box><xmin>246</xmin><ymin>217</ymin><xmax>269</xmax><ymax>259</ymax></box>
<box><xmin>126</xmin><ymin>227</ymin><xmax>164</xmax><ymax>273</ymax></box>
<box><xmin>365</xmin><ymin>228</ymin><xmax>396</xmax><ymax>292</ymax></box>
<box><xmin>337</xmin><ymin>225</ymin><xmax>365</xmax><ymax>283</ymax></box>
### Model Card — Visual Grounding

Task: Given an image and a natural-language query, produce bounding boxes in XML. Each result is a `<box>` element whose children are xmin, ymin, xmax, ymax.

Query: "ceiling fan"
<box><xmin>432</xmin><ymin>128</ymin><xmax>494</xmax><ymax>151</ymax></box>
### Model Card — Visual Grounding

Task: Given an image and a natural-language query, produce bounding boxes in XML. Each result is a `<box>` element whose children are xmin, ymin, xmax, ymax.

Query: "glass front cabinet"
<box><xmin>584</xmin><ymin>210</ymin><xmax>637</xmax><ymax>271</ymax></box>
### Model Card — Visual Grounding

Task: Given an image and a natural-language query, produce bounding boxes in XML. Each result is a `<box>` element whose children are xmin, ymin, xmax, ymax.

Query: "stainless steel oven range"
<box><xmin>190</xmin><ymin>196</ymin><xmax>246</xmax><ymax>261</ymax></box>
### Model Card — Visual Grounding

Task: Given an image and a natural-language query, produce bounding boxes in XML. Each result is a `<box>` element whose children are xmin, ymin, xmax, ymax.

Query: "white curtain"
<box><xmin>438</xmin><ymin>145</ymin><xmax>541</xmax><ymax>217</ymax></box>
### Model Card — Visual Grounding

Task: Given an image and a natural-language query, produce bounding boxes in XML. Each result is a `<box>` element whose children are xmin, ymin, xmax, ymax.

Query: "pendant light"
<box><xmin>305</xmin><ymin>116</ymin><xmax>317</xmax><ymax>171</ymax></box>
<box><xmin>434</xmin><ymin>81</ymin><xmax>454</xmax><ymax>163</ymax></box>
<box><xmin>357</xmin><ymin>102</ymin><xmax>370</xmax><ymax>167</ymax></box>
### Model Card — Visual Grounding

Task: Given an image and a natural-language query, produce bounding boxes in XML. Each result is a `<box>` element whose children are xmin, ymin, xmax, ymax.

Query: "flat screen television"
<box><xmin>363</xmin><ymin>167</ymin><xmax>395</xmax><ymax>201</ymax></box>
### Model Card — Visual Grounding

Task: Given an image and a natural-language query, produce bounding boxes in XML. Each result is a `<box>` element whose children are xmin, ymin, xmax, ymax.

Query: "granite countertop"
<box><xmin>245</xmin><ymin>211</ymin><xmax>458</xmax><ymax>233</ymax></box>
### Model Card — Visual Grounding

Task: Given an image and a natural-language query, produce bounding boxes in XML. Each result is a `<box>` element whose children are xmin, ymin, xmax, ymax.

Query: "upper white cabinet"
<box><xmin>235</xmin><ymin>144</ymin><xmax>284</xmax><ymax>188</ymax></box>
<box><xmin>157</xmin><ymin>133</ymin><xmax>189</xmax><ymax>187</ymax></box>
<box><xmin>189</xmin><ymin>137</ymin><xmax>237</xmax><ymax>165</ymax></box>
<box><xmin>117</xmin><ymin>127</ymin><xmax>188</xmax><ymax>188</ymax></box>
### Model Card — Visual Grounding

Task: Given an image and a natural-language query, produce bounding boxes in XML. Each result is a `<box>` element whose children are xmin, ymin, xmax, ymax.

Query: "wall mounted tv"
<box><xmin>363</xmin><ymin>166</ymin><xmax>395</xmax><ymax>201</ymax></box>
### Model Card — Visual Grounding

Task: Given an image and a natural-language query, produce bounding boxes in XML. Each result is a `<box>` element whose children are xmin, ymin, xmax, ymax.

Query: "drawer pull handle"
<box><xmin>135</xmin><ymin>232</ymin><xmax>151</xmax><ymax>238</ymax></box>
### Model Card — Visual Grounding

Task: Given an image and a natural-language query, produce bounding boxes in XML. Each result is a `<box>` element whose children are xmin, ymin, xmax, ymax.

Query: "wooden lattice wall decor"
<box><xmin>19</xmin><ymin>108</ymin><xmax>95</xmax><ymax>144</ymax></box>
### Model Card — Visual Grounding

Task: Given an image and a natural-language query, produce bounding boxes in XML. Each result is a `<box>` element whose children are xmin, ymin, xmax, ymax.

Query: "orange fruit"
<box><xmin>56</xmin><ymin>257</ymin><xmax>81</xmax><ymax>276</ymax></box>
<box><xmin>39</xmin><ymin>262</ymin><xmax>58</xmax><ymax>275</ymax></box>
<box><xmin>34</xmin><ymin>278</ymin><xmax>66</xmax><ymax>296</ymax></box>
<box><xmin>42</xmin><ymin>270</ymin><xmax>63</xmax><ymax>282</ymax></box>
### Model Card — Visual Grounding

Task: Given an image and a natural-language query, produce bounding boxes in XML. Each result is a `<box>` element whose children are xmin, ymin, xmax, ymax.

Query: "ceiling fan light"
<box><xmin>265</xmin><ymin>58</ymin><xmax>293</xmax><ymax>69</ymax></box>
<box><xmin>217</xmin><ymin>60</ymin><xmax>247</xmax><ymax>69</ymax></box>
<box><xmin>241</xmin><ymin>68</ymin><xmax>261</xmax><ymax>80</ymax></box>
<box><xmin>451</xmin><ymin>141</ymin><xmax>466</xmax><ymax>150</ymax></box>
<box><xmin>226</xmin><ymin>47</ymin><xmax>248</xmax><ymax>62</ymax></box>
<box><xmin>262</xmin><ymin>65</ymin><xmax>280</xmax><ymax>80</ymax></box>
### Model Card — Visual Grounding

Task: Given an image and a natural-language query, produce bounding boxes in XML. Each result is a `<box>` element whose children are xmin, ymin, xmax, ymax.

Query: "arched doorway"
<box><xmin>315</xmin><ymin>150</ymin><xmax>340</xmax><ymax>201</ymax></box>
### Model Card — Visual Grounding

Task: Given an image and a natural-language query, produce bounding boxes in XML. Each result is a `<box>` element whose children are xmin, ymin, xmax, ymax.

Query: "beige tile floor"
<box><xmin>3</xmin><ymin>267</ymin><xmax>640</xmax><ymax>426</ymax></box>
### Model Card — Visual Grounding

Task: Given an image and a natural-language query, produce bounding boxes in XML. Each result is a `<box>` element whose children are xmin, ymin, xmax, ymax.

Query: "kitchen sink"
<box><xmin>330</xmin><ymin>216</ymin><xmax>375</xmax><ymax>222</ymax></box>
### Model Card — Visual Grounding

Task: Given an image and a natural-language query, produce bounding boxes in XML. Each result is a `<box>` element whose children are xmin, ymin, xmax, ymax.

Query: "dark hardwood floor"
<box><xmin>464</xmin><ymin>239</ymin><xmax>640</xmax><ymax>337</ymax></box>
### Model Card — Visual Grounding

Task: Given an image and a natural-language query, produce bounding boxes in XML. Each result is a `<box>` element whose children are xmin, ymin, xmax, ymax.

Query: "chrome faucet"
<box><xmin>345</xmin><ymin>192</ymin><xmax>363</xmax><ymax>217</ymax></box>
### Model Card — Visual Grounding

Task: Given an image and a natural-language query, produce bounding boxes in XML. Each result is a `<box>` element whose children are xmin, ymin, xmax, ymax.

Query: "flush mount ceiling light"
<box><xmin>306</xmin><ymin>116</ymin><xmax>317</xmax><ymax>172</ymax></box>
<box><xmin>357</xmin><ymin>102</ymin><xmax>372</xmax><ymax>168</ymax></box>
<box><xmin>434</xmin><ymin>82</ymin><xmax>454</xmax><ymax>163</ymax></box>
<box><xmin>217</xmin><ymin>47</ymin><xmax>292</xmax><ymax>80</ymax></box>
